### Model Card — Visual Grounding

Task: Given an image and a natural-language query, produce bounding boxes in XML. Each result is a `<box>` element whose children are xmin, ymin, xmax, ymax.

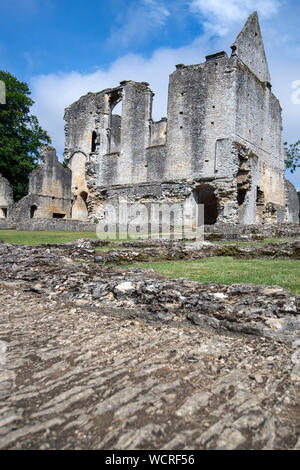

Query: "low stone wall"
<box><xmin>0</xmin><ymin>220</ymin><xmax>17</xmax><ymax>230</ymax></box>
<box><xmin>0</xmin><ymin>217</ymin><xmax>299</xmax><ymax>238</ymax></box>
<box><xmin>16</xmin><ymin>219</ymin><xmax>97</xmax><ymax>232</ymax></box>
<box><xmin>204</xmin><ymin>223</ymin><xmax>300</xmax><ymax>240</ymax></box>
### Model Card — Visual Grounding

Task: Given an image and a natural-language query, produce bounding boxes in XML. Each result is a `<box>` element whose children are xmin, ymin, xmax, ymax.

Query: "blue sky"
<box><xmin>1</xmin><ymin>0</ymin><xmax>299</xmax><ymax>187</ymax></box>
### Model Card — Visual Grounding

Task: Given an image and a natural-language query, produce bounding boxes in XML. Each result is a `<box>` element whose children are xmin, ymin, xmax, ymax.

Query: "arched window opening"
<box><xmin>0</xmin><ymin>208</ymin><xmax>7</xmax><ymax>219</ymax></box>
<box><xmin>108</xmin><ymin>91</ymin><xmax>122</xmax><ymax>154</ymax></box>
<box><xmin>30</xmin><ymin>205</ymin><xmax>37</xmax><ymax>219</ymax></box>
<box><xmin>91</xmin><ymin>131</ymin><xmax>98</xmax><ymax>153</ymax></box>
<box><xmin>237</xmin><ymin>188</ymin><xmax>247</xmax><ymax>206</ymax></box>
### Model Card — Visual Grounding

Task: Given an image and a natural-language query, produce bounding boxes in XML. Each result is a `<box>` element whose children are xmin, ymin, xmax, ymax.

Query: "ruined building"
<box><xmin>0</xmin><ymin>173</ymin><xmax>14</xmax><ymax>219</ymax></box>
<box><xmin>14</xmin><ymin>146</ymin><xmax>73</xmax><ymax>221</ymax></box>
<box><xmin>1</xmin><ymin>12</ymin><xmax>298</xmax><ymax>228</ymax></box>
<box><xmin>62</xmin><ymin>11</ymin><xmax>298</xmax><ymax>226</ymax></box>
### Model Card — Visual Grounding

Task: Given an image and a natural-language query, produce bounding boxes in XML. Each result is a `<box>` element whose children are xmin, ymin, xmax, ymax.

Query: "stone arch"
<box><xmin>193</xmin><ymin>185</ymin><xmax>218</xmax><ymax>225</ymax></box>
<box><xmin>107</xmin><ymin>90</ymin><xmax>123</xmax><ymax>154</ymax></box>
<box><xmin>30</xmin><ymin>205</ymin><xmax>38</xmax><ymax>219</ymax></box>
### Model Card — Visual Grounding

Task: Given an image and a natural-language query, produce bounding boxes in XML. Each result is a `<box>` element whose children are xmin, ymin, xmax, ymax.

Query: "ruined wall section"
<box><xmin>29</xmin><ymin>147</ymin><xmax>72</xmax><ymax>200</ymax></box>
<box><xmin>64</xmin><ymin>92</ymin><xmax>103</xmax><ymax>218</ymax></box>
<box><xmin>0</xmin><ymin>173</ymin><xmax>14</xmax><ymax>219</ymax></box>
<box><xmin>231</xmin><ymin>11</ymin><xmax>271</xmax><ymax>85</ymax></box>
<box><xmin>165</xmin><ymin>54</ymin><xmax>237</xmax><ymax>181</ymax></box>
<box><xmin>117</xmin><ymin>81</ymin><xmax>153</xmax><ymax>185</ymax></box>
<box><xmin>64</xmin><ymin>92</ymin><xmax>101</xmax><ymax>160</ymax></box>
<box><xmin>233</xmin><ymin>58</ymin><xmax>286</xmax><ymax>218</ymax></box>
<box><xmin>15</xmin><ymin>147</ymin><xmax>73</xmax><ymax>220</ymax></box>
<box><xmin>146</xmin><ymin>118</ymin><xmax>167</xmax><ymax>182</ymax></box>
<box><xmin>285</xmin><ymin>178</ymin><xmax>299</xmax><ymax>223</ymax></box>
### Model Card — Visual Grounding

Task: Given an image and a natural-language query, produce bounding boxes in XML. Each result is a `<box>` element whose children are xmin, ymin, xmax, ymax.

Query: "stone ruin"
<box><xmin>1</xmin><ymin>12</ymin><xmax>299</xmax><ymax>228</ymax></box>
<box><xmin>13</xmin><ymin>146</ymin><xmax>73</xmax><ymax>221</ymax></box>
<box><xmin>0</xmin><ymin>173</ymin><xmax>14</xmax><ymax>220</ymax></box>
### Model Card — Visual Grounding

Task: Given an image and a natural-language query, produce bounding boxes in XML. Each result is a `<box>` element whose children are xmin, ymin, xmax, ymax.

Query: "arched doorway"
<box><xmin>30</xmin><ymin>205</ymin><xmax>37</xmax><ymax>219</ymax></box>
<box><xmin>193</xmin><ymin>185</ymin><xmax>218</xmax><ymax>225</ymax></box>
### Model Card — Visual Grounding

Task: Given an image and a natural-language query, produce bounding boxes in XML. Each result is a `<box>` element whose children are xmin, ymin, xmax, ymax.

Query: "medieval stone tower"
<box><xmin>63</xmin><ymin>12</ymin><xmax>299</xmax><ymax>225</ymax></box>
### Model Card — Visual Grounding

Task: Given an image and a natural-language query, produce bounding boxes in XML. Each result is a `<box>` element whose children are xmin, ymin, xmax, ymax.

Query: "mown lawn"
<box><xmin>0</xmin><ymin>230</ymin><xmax>98</xmax><ymax>245</ymax></box>
<box><xmin>126</xmin><ymin>257</ymin><xmax>300</xmax><ymax>294</ymax></box>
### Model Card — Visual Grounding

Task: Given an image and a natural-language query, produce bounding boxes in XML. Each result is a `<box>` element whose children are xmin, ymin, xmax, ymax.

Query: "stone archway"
<box><xmin>30</xmin><ymin>205</ymin><xmax>38</xmax><ymax>219</ymax></box>
<box><xmin>193</xmin><ymin>185</ymin><xmax>218</xmax><ymax>225</ymax></box>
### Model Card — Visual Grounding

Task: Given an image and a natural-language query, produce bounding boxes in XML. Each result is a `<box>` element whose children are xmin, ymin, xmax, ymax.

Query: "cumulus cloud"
<box><xmin>30</xmin><ymin>1</ymin><xmax>299</xmax><ymax>187</ymax></box>
<box><xmin>31</xmin><ymin>38</ymin><xmax>211</xmax><ymax>156</ymax></box>
<box><xmin>189</xmin><ymin>0</ymin><xmax>280</xmax><ymax>35</ymax></box>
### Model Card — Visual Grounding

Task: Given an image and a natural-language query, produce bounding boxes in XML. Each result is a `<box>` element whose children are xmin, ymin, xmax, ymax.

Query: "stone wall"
<box><xmin>17</xmin><ymin>219</ymin><xmax>96</xmax><ymax>232</ymax></box>
<box><xmin>204</xmin><ymin>222</ymin><xmax>300</xmax><ymax>240</ymax></box>
<box><xmin>15</xmin><ymin>147</ymin><xmax>73</xmax><ymax>221</ymax></box>
<box><xmin>0</xmin><ymin>173</ymin><xmax>14</xmax><ymax>219</ymax></box>
<box><xmin>61</xmin><ymin>12</ymin><xmax>298</xmax><ymax>227</ymax></box>
<box><xmin>285</xmin><ymin>179</ymin><xmax>299</xmax><ymax>223</ymax></box>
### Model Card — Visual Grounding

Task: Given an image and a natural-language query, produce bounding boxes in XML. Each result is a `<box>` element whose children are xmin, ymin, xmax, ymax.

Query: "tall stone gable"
<box><xmin>231</xmin><ymin>11</ymin><xmax>271</xmax><ymax>84</ymax></box>
<box><xmin>63</xmin><ymin>12</ymin><xmax>297</xmax><ymax>226</ymax></box>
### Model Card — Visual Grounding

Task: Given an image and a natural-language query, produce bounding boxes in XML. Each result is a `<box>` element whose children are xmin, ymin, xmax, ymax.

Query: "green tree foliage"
<box><xmin>0</xmin><ymin>70</ymin><xmax>51</xmax><ymax>201</ymax></box>
<box><xmin>284</xmin><ymin>140</ymin><xmax>300</xmax><ymax>174</ymax></box>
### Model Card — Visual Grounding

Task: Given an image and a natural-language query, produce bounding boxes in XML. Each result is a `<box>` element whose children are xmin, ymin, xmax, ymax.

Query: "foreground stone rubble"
<box><xmin>0</xmin><ymin>239</ymin><xmax>299</xmax><ymax>450</ymax></box>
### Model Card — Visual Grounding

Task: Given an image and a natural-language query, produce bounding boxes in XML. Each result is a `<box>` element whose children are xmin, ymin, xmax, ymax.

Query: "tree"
<box><xmin>284</xmin><ymin>140</ymin><xmax>300</xmax><ymax>174</ymax></box>
<box><xmin>0</xmin><ymin>70</ymin><xmax>51</xmax><ymax>201</ymax></box>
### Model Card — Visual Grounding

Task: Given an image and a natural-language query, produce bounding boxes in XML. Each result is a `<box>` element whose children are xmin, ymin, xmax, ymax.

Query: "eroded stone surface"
<box><xmin>0</xmin><ymin>240</ymin><xmax>299</xmax><ymax>449</ymax></box>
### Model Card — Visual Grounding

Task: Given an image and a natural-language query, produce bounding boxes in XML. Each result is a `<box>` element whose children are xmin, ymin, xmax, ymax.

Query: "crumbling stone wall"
<box><xmin>0</xmin><ymin>173</ymin><xmax>14</xmax><ymax>219</ymax></box>
<box><xmin>285</xmin><ymin>178</ymin><xmax>299</xmax><ymax>223</ymax></box>
<box><xmin>15</xmin><ymin>146</ymin><xmax>73</xmax><ymax>220</ymax></box>
<box><xmin>63</xmin><ymin>12</ymin><xmax>298</xmax><ymax>227</ymax></box>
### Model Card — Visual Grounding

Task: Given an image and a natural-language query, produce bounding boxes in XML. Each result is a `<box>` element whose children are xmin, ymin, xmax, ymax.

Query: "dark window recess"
<box><xmin>256</xmin><ymin>187</ymin><xmax>264</xmax><ymax>205</ymax></box>
<box><xmin>237</xmin><ymin>189</ymin><xmax>247</xmax><ymax>206</ymax></box>
<box><xmin>30</xmin><ymin>205</ymin><xmax>37</xmax><ymax>219</ymax></box>
<box><xmin>91</xmin><ymin>131</ymin><xmax>97</xmax><ymax>153</ymax></box>
<box><xmin>53</xmin><ymin>213</ymin><xmax>65</xmax><ymax>219</ymax></box>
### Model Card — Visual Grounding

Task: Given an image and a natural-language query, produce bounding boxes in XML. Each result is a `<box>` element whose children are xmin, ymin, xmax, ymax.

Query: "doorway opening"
<box><xmin>193</xmin><ymin>185</ymin><xmax>218</xmax><ymax>225</ymax></box>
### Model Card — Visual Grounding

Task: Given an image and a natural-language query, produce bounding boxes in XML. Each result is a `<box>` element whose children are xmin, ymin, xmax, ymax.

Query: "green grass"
<box><xmin>0</xmin><ymin>230</ymin><xmax>98</xmax><ymax>246</ymax></box>
<box><xmin>125</xmin><ymin>257</ymin><xmax>300</xmax><ymax>293</ymax></box>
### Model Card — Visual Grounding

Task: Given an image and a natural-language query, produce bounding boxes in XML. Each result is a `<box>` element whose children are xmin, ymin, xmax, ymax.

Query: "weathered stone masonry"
<box><xmin>63</xmin><ymin>11</ymin><xmax>299</xmax><ymax>226</ymax></box>
<box><xmin>0</xmin><ymin>173</ymin><xmax>14</xmax><ymax>220</ymax></box>
<box><xmin>1</xmin><ymin>12</ymin><xmax>298</xmax><ymax>229</ymax></box>
<box><xmin>14</xmin><ymin>146</ymin><xmax>73</xmax><ymax>221</ymax></box>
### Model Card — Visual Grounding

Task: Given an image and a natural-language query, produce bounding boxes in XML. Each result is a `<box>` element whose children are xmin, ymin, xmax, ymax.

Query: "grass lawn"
<box><xmin>126</xmin><ymin>257</ymin><xmax>300</xmax><ymax>294</ymax></box>
<box><xmin>0</xmin><ymin>230</ymin><xmax>98</xmax><ymax>245</ymax></box>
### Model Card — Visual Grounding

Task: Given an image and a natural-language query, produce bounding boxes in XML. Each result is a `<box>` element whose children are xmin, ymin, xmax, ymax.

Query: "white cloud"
<box><xmin>30</xmin><ymin>39</ymin><xmax>207</xmax><ymax>156</ymax></box>
<box><xmin>189</xmin><ymin>0</ymin><xmax>280</xmax><ymax>35</ymax></box>
<box><xmin>30</xmin><ymin>3</ymin><xmax>299</xmax><ymax>188</ymax></box>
